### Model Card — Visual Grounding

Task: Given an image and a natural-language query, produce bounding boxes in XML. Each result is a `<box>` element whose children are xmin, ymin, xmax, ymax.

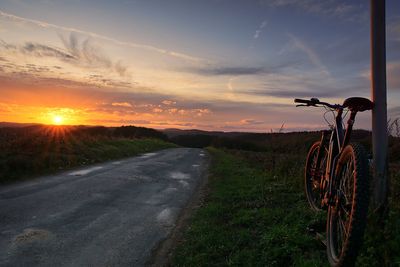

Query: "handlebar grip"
<box><xmin>294</xmin><ymin>98</ymin><xmax>310</xmax><ymax>104</ymax></box>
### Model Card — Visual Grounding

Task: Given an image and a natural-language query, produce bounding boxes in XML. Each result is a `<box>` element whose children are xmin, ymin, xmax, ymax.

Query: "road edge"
<box><xmin>146</xmin><ymin>150</ymin><xmax>211</xmax><ymax>267</ymax></box>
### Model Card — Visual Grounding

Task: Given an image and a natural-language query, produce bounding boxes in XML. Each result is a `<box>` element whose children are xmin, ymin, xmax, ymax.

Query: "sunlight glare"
<box><xmin>53</xmin><ymin>115</ymin><xmax>63</xmax><ymax>125</ymax></box>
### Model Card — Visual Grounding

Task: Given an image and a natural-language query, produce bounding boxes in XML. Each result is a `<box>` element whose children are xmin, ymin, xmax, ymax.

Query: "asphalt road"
<box><xmin>0</xmin><ymin>148</ymin><xmax>209</xmax><ymax>267</ymax></box>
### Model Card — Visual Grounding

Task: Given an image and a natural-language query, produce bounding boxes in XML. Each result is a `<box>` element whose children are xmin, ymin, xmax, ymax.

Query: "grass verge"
<box><xmin>172</xmin><ymin>147</ymin><xmax>327</xmax><ymax>266</ymax></box>
<box><xmin>0</xmin><ymin>138</ymin><xmax>177</xmax><ymax>183</ymax></box>
<box><xmin>172</xmin><ymin>144</ymin><xmax>400</xmax><ymax>266</ymax></box>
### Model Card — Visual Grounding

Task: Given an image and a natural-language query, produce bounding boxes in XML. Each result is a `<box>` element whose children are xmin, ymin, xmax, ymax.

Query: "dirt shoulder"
<box><xmin>147</xmin><ymin>153</ymin><xmax>211</xmax><ymax>267</ymax></box>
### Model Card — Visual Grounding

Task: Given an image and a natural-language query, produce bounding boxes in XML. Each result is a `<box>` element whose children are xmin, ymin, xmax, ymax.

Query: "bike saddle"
<box><xmin>342</xmin><ymin>97</ymin><xmax>374</xmax><ymax>112</ymax></box>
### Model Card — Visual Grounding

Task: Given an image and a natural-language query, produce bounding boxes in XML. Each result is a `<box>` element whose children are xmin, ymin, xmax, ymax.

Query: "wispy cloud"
<box><xmin>59</xmin><ymin>33</ymin><xmax>112</xmax><ymax>68</ymax></box>
<box><xmin>184</xmin><ymin>66</ymin><xmax>266</xmax><ymax>76</ymax></box>
<box><xmin>261</xmin><ymin>0</ymin><xmax>363</xmax><ymax>20</ymax></box>
<box><xmin>0</xmin><ymin>9</ymin><xmax>204</xmax><ymax>63</ymax></box>
<box><xmin>387</xmin><ymin>62</ymin><xmax>400</xmax><ymax>90</ymax></box>
<box><xmin>245</xmin><ymin>87</ymin><xmax>356</xmax><ymax>99</ymax></box>
<box><xmin>286</xmin><ymin>33</ymin><xmax>330</xmax><ymax>76</ymax></box>
<box><xmin>239</xmin><ymin>119</ymin><xmax>264</xmax><ymax>125</ymax></box>
<box><xmin>21</xmin><ymin>42</ymin><xmax>74</xmax><ymax>60</ymax></box>
<box><xmin>253</xmin><ymin>20</ymin><xmax>268</xmax><ymax>39</ymax></box>
<box><xmin>388</xmin><ymin>17</ymin><xmax>400</xmax><ymax>42</ymax></box>
<box><xmin>1</xmin><ymin>34</ymin><xmax>130</xmax><ymax>77</ymax></box>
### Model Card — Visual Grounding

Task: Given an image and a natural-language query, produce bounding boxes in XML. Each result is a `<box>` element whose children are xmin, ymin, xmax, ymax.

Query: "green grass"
<box><xmin>357</xmin><ymin>161</ymin><xmax>400</xmax><ymax>266</ymax></box>
<box><xmin>172</xmin><ymin>147</ymin><xmax>327</xmax><ymax>266</ymax></box>
<box><xmin>0</xmin><ymin>138</ymin><xmax>177</xmax><ymax>183</ymax></box>
<box><xmin>172</xmin><ymin>142</ymin><xmax>400</xmax><ymax>266</ymax></box>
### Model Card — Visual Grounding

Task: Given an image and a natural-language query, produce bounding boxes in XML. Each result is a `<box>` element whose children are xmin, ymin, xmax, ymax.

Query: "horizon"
<box><xmin>0</xmin><ymin>120</ymin><xmax>374</xmax><ymax>134</ymax></box>
<box><xmin>1</xmin><ymin>1</ymin><xmax>400</xmax><ymax>131</ymax></box>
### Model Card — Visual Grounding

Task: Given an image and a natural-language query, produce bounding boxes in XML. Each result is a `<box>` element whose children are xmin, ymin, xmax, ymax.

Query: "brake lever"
<box><xmin>296</xmin><ymin>104</ymin><xmax>309</xmax><ymax>107</ymax></box>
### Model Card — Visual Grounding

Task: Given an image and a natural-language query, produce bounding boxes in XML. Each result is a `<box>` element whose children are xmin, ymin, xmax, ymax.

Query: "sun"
<box><xmin>53</xmin><ymin>115</ymin><xmax>63</xmax><ymax>125</ymax></box>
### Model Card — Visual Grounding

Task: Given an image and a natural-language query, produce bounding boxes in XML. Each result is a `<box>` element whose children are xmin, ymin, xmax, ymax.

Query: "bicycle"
<box><xmin>294</xmin><ymin>97</ymin><xmax>373</xmax><ymax>266</ymax></box>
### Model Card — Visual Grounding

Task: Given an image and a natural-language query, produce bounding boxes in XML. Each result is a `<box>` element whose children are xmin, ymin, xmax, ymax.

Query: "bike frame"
<box><xmin>316</xmin><ymin>108</ymin><xmax>358</xmax><ymax>206</ymax></box>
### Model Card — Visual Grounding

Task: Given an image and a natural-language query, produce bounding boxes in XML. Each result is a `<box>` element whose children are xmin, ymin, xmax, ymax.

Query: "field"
<box><xmin>0</xmin><ymin>125</ymin><xmax>176</xmax><ymax>183</ymax></box>
<box><xmin>171</xmin><ymin>131</ymin><xmax>400</xmax><ymax>266</ymax></box>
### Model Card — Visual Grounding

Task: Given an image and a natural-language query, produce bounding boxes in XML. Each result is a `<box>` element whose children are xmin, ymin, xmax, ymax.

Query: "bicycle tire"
<box><xmin>327</xmin><ymin>143</ymin><xmax>369</xmax><ymax>267</ymax></box>
<box><xmin>305</xmin><ymin>141</ymin><xmax>327</xmax><ymax>211</ymax></box>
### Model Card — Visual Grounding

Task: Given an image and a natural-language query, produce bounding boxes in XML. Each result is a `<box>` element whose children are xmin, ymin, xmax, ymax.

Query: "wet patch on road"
<box><xmin>178</xmin><ymin>180</ymin><xmax>189</xmax><ymax>188</ymax></box>
<box><xmin>156</xmin><ymin>208</ymin><xmax>176</xmax><ymax>227</ymax></box>
<box><xmin>140</xmin><ymin>153</ymin><xmax>158</xmax><ymax>159</ymax></box>
<box><xmin>169</xmin><ymin>172</ymin><xmax>190</xmax><ymax>180</ymax></box>
<box><xmin>163</xmin><ymin>187</ymin><xmax>178</xmax><ymax>194</ymax></box>
<box><xmin>69</xmin><ymin>166</ymin><xmax>103</xmax><ymax>176</ymax></box>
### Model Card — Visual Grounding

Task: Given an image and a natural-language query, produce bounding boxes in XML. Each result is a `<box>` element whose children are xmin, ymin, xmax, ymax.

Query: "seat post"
<box><xmin>342</xmin><ymin>111</ymin><xmax>357</xmax><ymax>149</ymax></box>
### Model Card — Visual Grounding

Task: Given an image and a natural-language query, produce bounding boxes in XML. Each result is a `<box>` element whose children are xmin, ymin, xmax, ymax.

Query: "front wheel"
<box><xmin>327</xmin><ymin>143</ymin><xmax>370</xmax><ymax>267</ymax></box>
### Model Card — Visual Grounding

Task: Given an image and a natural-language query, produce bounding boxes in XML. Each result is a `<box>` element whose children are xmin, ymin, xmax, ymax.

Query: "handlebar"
<box><xmin>294</xmin><ymin>98</ymin><xmax>342</xmax><ymax>109</ymax></box>
<box><xmin>294</xmin><ymin>98</ymin><xmax>311</xmax><ymax>104</ymax></box>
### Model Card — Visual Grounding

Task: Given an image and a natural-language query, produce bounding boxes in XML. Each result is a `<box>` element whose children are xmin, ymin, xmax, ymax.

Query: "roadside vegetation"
<box><xmin>172</xmin><ymin>130</ymin><xmax>400</xmax><ymax>266</ymax></box>
<box><xmin>0</xmin><ymin>125</ymin><xmax>176</xmax><ymax>183</ymax></box>
<box><xmin>2</xmin><ymin>122</ymin><xmax>399</xmax><ymax>265</ymax></box>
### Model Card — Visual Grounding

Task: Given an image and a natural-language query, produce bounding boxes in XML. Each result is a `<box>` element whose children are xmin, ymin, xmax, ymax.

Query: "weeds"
<box><xmin>0</xmin><ymin>125</ymin><xmax>176</xmax><ymax>183</ymax></box>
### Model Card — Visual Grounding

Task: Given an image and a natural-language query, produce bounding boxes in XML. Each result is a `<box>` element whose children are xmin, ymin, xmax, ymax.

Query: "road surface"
<box><xmin>0</xmin><ymin>148</ymin><xmax>209</xmax><ymax>267</ymax></box>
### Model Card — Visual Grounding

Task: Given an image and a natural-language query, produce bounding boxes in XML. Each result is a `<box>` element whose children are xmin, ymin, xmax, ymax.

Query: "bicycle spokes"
<box><xmin>332</xmin><ymin>157</ymin><xmax>355</xmax><ymax>258</ymax></box>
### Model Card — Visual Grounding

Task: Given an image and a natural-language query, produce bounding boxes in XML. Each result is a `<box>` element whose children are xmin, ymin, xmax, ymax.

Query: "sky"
<box><xmin>0</xmin><ymin>0</ymin><xmax>399</xmax><ymax>132</ymax></box>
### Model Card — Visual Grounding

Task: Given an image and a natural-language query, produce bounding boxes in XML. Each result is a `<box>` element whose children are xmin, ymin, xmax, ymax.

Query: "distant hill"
<box><xmin>0</xmin><ymin>122</ymin><xmax>42</xmax><ymax>128</ymax></box>
<box><xmin>0</xmin><ymin>124</ymin><xmax>167</xmax><ymax>140</ymax></box>
<box><xmin>162</xmin><ymin>128</ymin><xmax>253</xmax><ymax>138</ymax></box>
<box><xmin>162</xmin><ymin>128</ymin><xmax>372</xmax><ymax>150</ymax></box>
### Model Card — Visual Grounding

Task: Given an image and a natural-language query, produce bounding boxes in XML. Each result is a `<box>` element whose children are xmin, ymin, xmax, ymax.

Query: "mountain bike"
<box><xmin>294</xmin><ymin>97</ymin><xmax>373</xmax><ymax>266</ymax></box>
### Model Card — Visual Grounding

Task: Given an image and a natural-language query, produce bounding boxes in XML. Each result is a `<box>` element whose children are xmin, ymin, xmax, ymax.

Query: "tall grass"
<box><xmin>0</xmin><ymin>125</ymin><xmax>176</xmax><ymax>183</ymax></box>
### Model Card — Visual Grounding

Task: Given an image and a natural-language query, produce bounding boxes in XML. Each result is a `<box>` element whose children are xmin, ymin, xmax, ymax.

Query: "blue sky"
<box><xmin>0</xmin><ymin>0</ymin><xmax>399</xmax><ymax>131</ymax></box>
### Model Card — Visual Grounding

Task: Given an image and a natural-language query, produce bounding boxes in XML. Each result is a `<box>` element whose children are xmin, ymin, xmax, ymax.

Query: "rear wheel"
<box><xmin>327</xmin><ymin>143</ymin><xmax>369</xmax><ymax>267</ymax></box>
<box><xmin>305</xmin><ymin>141</ymin><xmax>328</xmax><ymax>211</ymax></box>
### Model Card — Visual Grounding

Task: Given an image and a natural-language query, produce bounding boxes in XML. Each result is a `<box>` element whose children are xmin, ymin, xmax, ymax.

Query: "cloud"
<box><xmin>389</xmin><ymin>106</ymin><xmax>400</xmax><ymax>117</ymax></box>
<box><xmin>2</xmin><ymin>64</ymin><xmax>367</xmax><ymax>131</ymax></box>
<box><xmin>239</xmin><ymin>119</ymin><xmax>264</xmax><ymax>125</ymax></box>
<box><xmin>87</xmin><ymin>104</ymin><xmax>137</xmax><ymax>117</ymax></box>
<box><xmin>115</xmin><ymin>61</ymin><xmax>128</xmax><ymax>76</ymax></box>
<box><xmin>184</xmin><ymin>65</ymin><xmax>266</xmax><ymax>76</ymax></box>
<box><xmin>361</xmin><ymin>61</ymin><xmax>400</xmax><ymax>91</ymax></box>
<box><xmin>59</xmin><ymin>33</ymin><xmax>112</xmax><ymax>68</ymax></box>
<box><xmin>162</xmin><ymin>100</ymin><xmax>176</xmax><ymax>105</ymax></box>
<box><xmin>387</xmin><ymin>62</ymin><xmax>400</xmax><ymax>90</ymax></box>
<box><xmin>388</xmin><ymin>17</ymin><xmax>400</xmax><ymax>32</ymax></box>
<box><xmin>20</xmin><ymin>42</ymin><xmax>75</xmax><ymax>60</ymax></box>
<box><xmin>238</xmin><ymin>67</ymin><xmax>369</xmax><ymax>99</ymax></box>
<box><xmin>246</xmin><ymin>87</ymin><xmax>353</xmax><ymax>99</ymax></box>
<box><xmin>153</xmin><ymin>108</ymin><xmax>163</xmax><ymax>113</ymax></box>
<box><xmin>111</xmin><ymin>102</ymin><xmax>133</xmax><ymax>107</ymax></box>
<box><xmin>1</xmin><ymin>35</ymin><xmax>129</xmax><ymax>76</ymax></box>
<box><xmin>286</xmin><ymin>33</ymin><xmax>330</xmax><ymax>76</ymax></box>
<box><xmin>261</xmin><ymin>0</ymin><xmax>363</xmax><ymax>20</ymax></box>
<box><xmin>0</xmin><ymin>9</ymin><xmax>204</xmax><ymax>63</ymax></box>
<box><xmin>163</xmin><ymin>108</ymin><xmax>211</xmax><ymax>117</ymax></box>
<box><xmin>254</xmin><ymin>20</ymin><xmax>268</xmax><ymax>39</ymax></box>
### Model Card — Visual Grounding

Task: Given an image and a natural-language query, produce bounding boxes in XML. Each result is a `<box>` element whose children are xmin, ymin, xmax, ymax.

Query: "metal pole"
<box><xmin>370</xmin><ymin>0</ymin><xmax>388</xmax><ymax>212</ymax></box>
